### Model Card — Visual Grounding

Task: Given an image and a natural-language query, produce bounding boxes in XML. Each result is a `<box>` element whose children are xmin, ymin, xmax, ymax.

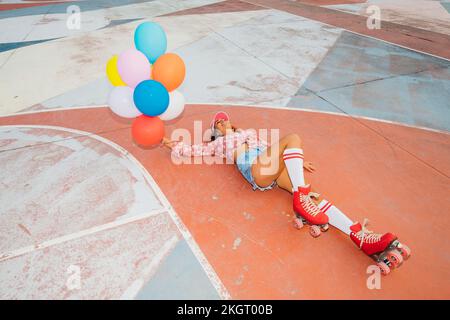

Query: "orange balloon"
<box><xmin>152</xmin><ymin>53</ymin><xmax>186</xmax><ymax>92</ymax></box>
<box><xmin>132</xmin><ymin>115</ymin><xmax>165</xmax><ymax>146</ymax></box>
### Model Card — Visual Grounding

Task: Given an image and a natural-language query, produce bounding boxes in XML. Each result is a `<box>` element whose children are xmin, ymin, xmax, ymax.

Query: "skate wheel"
<box><xmin>309</xmin><ymin>225</ymin><xmax>321</xmax><ymax>238</ymax></box>
<box><xmin>387</xmin><ymin>250</ymin><xmax>403</xmax><ymax>268</ymax></box>
<box><xmin>376</xmin><ymin>262</ymin><xmax>390</xmax><ymax>276</ymax></box>
<box><xmin>399</xmin><ymin>244</ymin><xmax>411</xmax><ymax>260</ymax></box>
<box><xmin>320</xmin><ymin>224</ymin><xmax>329</xmax><ymax>232</ymax></box>
<box><xmin>293</xmin><ymin>218</ymin><xmax>304</xmax><ymax>230</ymax></box>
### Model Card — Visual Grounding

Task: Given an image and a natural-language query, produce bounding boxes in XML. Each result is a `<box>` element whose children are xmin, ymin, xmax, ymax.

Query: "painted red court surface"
<box><xmin>0</xmin><ymin>0</ymin><xmax>449</xmax><ymax>299</ymax></box>
<box><xmin>1</xmin><ymin>105</ymin><xmax>449</xmax><ymax>299</ymax></box>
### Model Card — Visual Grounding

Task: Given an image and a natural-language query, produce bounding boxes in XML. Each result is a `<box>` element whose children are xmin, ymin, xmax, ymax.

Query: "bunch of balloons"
<box><xmin>106</xmin><ymin>22</ymin><xmax>186</xmax><ymax>146</ymax></box>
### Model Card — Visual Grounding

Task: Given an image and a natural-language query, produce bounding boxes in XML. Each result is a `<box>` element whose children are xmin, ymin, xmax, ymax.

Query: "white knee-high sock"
<box><xmin>282</xmin><ymin>148</ymin><xmax>305</xmax><ymax>190</ymax></box>
<box><xmin>318</xmin><ymin>200</ymin><xmax>354</xmax><ymax>235</ymax></box>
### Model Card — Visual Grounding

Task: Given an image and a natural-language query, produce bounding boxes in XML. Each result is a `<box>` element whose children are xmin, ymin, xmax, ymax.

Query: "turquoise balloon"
<box><xmin>134</xmin><ymin>22</ymin><xmax>167</xmax><ymax>64</ymax></box>
<box><xmin>133</xmin><ymin>80</ymin><xmax>169</xmax><ymax>116</ymax></box>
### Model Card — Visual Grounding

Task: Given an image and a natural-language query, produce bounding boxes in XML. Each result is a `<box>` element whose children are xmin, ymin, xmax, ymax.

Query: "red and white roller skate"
<box><xmin>350</xmin><ymin>219</ymin><xmax>411</xmax><ymax>275</ymax></box>
<box><xmin>292</xmin><ymin>185</ymin><xmax>329</xmax><ymax>238</ymax></box>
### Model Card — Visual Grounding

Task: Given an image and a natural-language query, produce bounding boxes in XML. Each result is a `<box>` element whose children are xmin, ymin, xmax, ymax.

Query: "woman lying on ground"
<box><xmin>161</xmin><ymin>111</ymin><xmax>411</xmax><ymax>275</ymax></box>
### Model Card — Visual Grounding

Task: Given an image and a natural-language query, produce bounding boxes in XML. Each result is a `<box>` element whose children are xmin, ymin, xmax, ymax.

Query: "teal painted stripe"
<box><xmin>289</xmin><ymin>31</ymin><xmax>450</xmax><ymax>132</ymax></box>
<box><xmin>0</xmin><ymin>18</ymin><xmax>141</xmax><ymax>53</ymax></box>
<box><xmin>0</xmin><ymin>38</ymin><xmax>57</xmax><ymax>53</ymax></box>
<box><xmin>135</xmin><ymin>239</ymin><xmax>220</xmax><ymax>300</ymax></box>
<box><xmin>441</xmin><ymin>2</ymin><xmax>450</xmax><ymax>13</ymax></box>
<box><xmin>0</xmin><ymin>0</ymin><xmax>154</xmax><ymax>19</ymax></box>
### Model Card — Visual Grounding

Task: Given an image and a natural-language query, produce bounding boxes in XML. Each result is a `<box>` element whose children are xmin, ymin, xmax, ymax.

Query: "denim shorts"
<box><xmin>236</xmin><ymin>147</ymin><xmax>276</xmax><ymax>191</ymax></box>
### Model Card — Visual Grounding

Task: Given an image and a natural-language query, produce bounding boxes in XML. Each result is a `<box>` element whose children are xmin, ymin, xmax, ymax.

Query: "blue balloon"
<box><xmin>134</xmin><ymin>22</ymin><xmax>167</xmax><ymax>64</ymax></box>
<box><xmin>133</xmin><ymin>80</ymin><xmax>169</xmax><ymax>116</ymax></box>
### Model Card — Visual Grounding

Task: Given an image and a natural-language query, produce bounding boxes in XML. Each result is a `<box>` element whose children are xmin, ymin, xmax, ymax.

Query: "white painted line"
<box><xmin>1</xmin><ymin>103</ymin><xmax>448</xmax><ymax>135</ymax></box>
<box><xmin>0</xmin><ymin>124</ymin><xmax>231</xmax><ymax>300</ymax></box>
<box><xmin>192</xmin><ymin>102</ymin><xmax>450</xmax><ymax>135</ymax></box>
<box><xmin>120</xmin><ymin>234</ymin><xmax>179</xmax><ymax>300</ymax></box>
<box><xmin>1</xmin><ymin>105</ymin><xmax>107</xmax><ymax>117</ymax></box>
<box><xmin>0</xmin><ymin>208</ymin><xmax>167</xmax><ymax>263</ymax></box>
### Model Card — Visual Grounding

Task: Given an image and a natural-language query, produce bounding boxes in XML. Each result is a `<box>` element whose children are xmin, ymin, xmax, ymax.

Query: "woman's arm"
<box><xmin>162</xmin><ymin>137</ymin><xmax>217</xmax><ymax>158</ymax></box>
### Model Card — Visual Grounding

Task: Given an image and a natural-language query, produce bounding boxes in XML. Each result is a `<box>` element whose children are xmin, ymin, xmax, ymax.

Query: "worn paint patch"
<box><xmin>0</xmin><ymin>213</ymin><xmax>180</xmax><ymax>299</ymax></box>
<box><xmin>177</xmin><ymin>10</ymin><xmax>341</xmax><ymax>106</ymax></box>
<box><xmin>0</xmin><ymin>126</ymin><xmax>162</xmax><ymax>253</ymax></box>
<box><xmin>232</xmin><ymin>237</ymin><xmax>242</xmax><ymax>250</ymax></box>
<box><xmin>242</xmin><ymin>211</ymin><xmax>255</xmax><ymax>221</ymax></box>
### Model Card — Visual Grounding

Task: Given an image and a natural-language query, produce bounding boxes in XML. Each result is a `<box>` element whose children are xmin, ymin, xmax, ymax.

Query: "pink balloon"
<box><xmin>117</xmin><ymin>49</ymin><xmax>151</xmax><ymax>88</ymax></box>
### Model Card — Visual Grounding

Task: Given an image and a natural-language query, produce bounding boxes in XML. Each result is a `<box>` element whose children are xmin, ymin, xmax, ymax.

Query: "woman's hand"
<box><xmin>232</xmin><ymin>125</ymin><xmax>241</xmax><ymax>132</ymax></box>
<box><xmin>161</xmin><ymin>137</ymin><xmax>178</xmax><ymax>150</ymax></box>
<box><xmin>303</xmin><ymin>161</ymin><xmax>316</xmax><ymax>173</ymax></box>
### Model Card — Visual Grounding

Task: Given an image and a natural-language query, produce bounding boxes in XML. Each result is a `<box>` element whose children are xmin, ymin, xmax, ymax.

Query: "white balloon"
<box><xmin>159</xmin><ymin>90</ymin><xmax>185</xmax><ymax>121</ymax></box>
<box><xmin>108</xmin><ymin>86</ymin><xmax>142</xmax><ymax>118</ymax></box>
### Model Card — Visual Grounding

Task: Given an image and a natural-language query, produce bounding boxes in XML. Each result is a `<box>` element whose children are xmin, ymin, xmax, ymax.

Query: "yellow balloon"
<box><xmin>106</xmin><ymin>55</ymin><xmax>126</xmax><ymax>86</ymax></box>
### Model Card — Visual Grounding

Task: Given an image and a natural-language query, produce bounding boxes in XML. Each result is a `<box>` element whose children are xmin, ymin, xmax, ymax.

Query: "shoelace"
<box><xmin>308</xmin><ymin>192</ymin><xmax>320</xmax><ymax>200</ymax></box>
<box><xmin>356</xmin><ymin>218</ymin><xmax>382</xmax><ymax>249</ymax></box>
<box><xmin>299</xmin><ymin>192</ymin><xmax>322</xmax><ymax>217</ymax></box>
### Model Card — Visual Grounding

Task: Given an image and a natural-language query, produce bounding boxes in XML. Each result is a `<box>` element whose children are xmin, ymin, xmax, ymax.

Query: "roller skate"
<box><xmin>292</xmin><ymin>185</ymin><xmax>329</xmax><ymax>238</ymax></box>
<box><xmin>350</xmin><ymin>219</ymin><xmax>411</xmax><ymax>275</ymax></box>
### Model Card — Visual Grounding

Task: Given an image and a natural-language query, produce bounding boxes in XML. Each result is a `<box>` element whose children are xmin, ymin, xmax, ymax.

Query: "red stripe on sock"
<box><xmin>283</xmin><ymin>155</ymin><xmax>304</xmax><ymax>161</ymax></box>
<box><xmin>283</xmin><ymin>152</ymin><xmax>303</xmax><ymax>157</ymax></box>
<box><xmin>322</xmin><ymin>202</ymin><xmax>332</xmax><ymax>213</ymax></box>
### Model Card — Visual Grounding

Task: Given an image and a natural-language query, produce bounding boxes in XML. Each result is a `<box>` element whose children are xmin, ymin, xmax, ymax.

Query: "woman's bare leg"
<box><xmin>275</xmin><ymin>168</ymin><xmax>293</xmax><ymax>193</ymax></box>
<box><xmin>251</xmin><ymin>133</ymin><xmax>303</xmax><ymax>187</ymax></box>
<box><xmin>255</xmin><ymin>135</ymin><xmax>357</xmax><ymax>235</ymax></box>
